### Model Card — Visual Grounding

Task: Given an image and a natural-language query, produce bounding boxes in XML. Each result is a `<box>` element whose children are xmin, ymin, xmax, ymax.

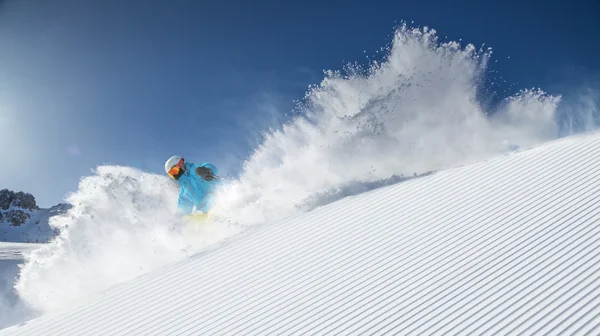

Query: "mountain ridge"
<box><xmin>0</xmin><ymin>189</ymin><xmax>70</xmax><ymax>243</ymax></box>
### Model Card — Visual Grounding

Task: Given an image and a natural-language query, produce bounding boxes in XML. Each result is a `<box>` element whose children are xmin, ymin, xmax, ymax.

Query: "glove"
<box><xmin>195</xmin><ymin>166</ymin><xmax>215</xmax><ymax>181</ymax></box>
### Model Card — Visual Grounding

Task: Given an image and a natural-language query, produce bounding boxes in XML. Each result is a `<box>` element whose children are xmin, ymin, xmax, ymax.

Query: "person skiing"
<box><xmin>165</xmin><ymin>155</ymin><xmax>221</xmax><ymax>215</ymax></box>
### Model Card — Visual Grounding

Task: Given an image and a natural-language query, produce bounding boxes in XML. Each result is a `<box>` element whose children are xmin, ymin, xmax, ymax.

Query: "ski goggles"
<box><xmin>168</xmin><ymin>158</ymin><xmax>185</xmax><ymax>179</ymax></box>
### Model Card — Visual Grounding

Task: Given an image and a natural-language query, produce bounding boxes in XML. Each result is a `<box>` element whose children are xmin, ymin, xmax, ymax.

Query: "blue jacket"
<box><xmin>176</xmin><ymin>162</ymin><xmax>221</xmax><ymax>215</ymax></box>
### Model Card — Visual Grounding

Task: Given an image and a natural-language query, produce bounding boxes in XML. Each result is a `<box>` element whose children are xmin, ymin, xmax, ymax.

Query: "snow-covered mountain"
<box><xmin>0</xmin><ymin>190</ymin><xmax>70</xmax><ymax>243</ymax></box>
<box><xmin>3</xmin><ymin>132</ymin><xmax>599</xmax><ymax>335</ymax></box>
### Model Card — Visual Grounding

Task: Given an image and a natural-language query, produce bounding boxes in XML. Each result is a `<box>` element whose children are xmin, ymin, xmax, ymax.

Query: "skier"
<box><xmin>165</xmin><ymin>155</ymin><xmax>221</xmax><ymax>216</ymax></box>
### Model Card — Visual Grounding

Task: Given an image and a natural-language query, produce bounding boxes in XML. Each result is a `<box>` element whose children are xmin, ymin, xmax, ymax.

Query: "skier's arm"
<box><xmin>194</xmin><ymin>163</ymin><xmax>219</xmax><ymax>181</ymax></box>
<box><xmin>177</xmin><ymin>195</ymin><xmax>194</xmax><ymax>215</ymax></box>
<box><xmin>200</xmin><ymin>163</ymin><xmax>218</xmax><ymax>175</ymax></box>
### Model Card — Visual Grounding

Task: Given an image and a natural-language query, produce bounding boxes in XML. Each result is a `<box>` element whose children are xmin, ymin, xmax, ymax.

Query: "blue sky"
<box><xmin>0</xmin><ymin>0</ymin><xmax>598</xmax><ymax>207</ymax></box>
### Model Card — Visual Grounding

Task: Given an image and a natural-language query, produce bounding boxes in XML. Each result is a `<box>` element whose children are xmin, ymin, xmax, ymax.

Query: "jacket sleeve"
<box><xmin>177</xmin><ymin>194</ymin><xmax>194</xmax><ymax>215</ymax></box>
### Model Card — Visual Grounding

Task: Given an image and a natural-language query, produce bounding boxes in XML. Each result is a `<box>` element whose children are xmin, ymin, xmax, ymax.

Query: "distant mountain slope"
<box><xmin>0</xmin><ymin>190</ymin><xmax>70</xmax><ymax>243</ymax></box>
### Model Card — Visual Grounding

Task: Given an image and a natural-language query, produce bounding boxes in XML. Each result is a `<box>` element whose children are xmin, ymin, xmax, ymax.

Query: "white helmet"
<box><xmin>164</xmin><ymin>155</ymin><xmax>183</xmax><ymax>175</ymax></box>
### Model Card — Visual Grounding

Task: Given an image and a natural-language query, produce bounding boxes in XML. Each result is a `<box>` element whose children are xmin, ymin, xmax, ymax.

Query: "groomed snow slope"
<box><xmin>4</xmin><ymin>132</ymin><xmax>600</xmax><ymax>335</ymax></box>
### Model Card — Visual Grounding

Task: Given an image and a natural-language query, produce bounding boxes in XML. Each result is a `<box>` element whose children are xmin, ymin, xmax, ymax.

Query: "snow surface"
<box><xmin>2</xmin><ymin>132</ymin><xmax>599</xmax><ymax>335</ymax></box>
<box><xmin>0</xmin><ymin>243</ymin><xmax>43</xmax><ymax>261</ymax></box>
<box><xmin>0</xmin><ymin>243</ymin><xmax>43</xmax><ymax>330</ymax></box>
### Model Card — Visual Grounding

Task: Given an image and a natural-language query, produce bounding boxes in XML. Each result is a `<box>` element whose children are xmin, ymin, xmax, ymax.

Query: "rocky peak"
<box><xmin>0</xmin><ymin>189</ymin><xmax>12</xmax><ymax>210</ymax></box>
<box><xmin>0</xmin><ymin>189</ymin><xmax>39</xmax><ymax>211</ymax></box>
<box><xmin>1</xmin><ymin>189</ymin><xmax>70</xmax><ymax>242</ymax></box>
<box><xmin>0</xmin><ymin>189</ymin><xmax>41</xmax><ymax>227</ymax></box>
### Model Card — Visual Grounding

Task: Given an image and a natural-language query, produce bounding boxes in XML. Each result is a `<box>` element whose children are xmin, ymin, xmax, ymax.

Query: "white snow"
<box><xmin>0</xmin><ymin>243</ymin><xmax>44</xmax><ymax>260</ymax></box>
<box><xmin>0</xmin><ymin>242</ymin><xmax>43</xmax><ymax>330</ymax></box>
<box><xmin>2</xmin><ymin>131</ymin><xmax>599</xmax><ymax>335</ymax></box>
